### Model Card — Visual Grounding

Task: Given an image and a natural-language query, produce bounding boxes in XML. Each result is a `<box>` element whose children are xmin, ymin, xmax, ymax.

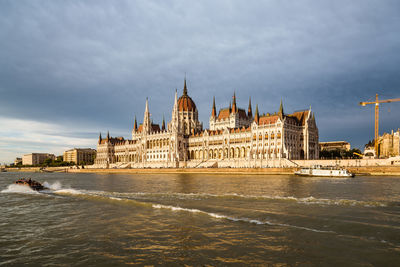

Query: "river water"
<box><xmin>0</xmin><ymin>172</ymin><xmax>399</xmax><ymax>266</ymax></box>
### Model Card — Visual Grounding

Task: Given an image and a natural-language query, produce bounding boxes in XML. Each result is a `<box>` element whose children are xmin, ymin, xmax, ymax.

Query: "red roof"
<box><xmin>178</xmin><ymin>95</ymin><xmax>197</xmax><ymax>112</ymax></box>
<box><xmin>288</xmin><ymin>110</ymin><xmax>310</xmax><ymax>125</ymax></box>
<box><xmin>217</xmin><ymin>108</ymin><xmax>230</xmax><ymax>120</ymax></box>
<box><xmin>258</xmin><ymin>115</ymin><xmax>279</xmax><ymax>125</ymax></box>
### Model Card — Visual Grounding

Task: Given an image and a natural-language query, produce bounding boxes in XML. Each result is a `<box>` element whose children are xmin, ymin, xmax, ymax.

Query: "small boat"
<box><xmin>295</xmin><ymin>165</ymin><xmax>355</xmax><ymax>178</ymax></box>
<box><xmin>14</xmin><ymin>178</ymin><xmax>47</xmax><ymax>191</ymax></box>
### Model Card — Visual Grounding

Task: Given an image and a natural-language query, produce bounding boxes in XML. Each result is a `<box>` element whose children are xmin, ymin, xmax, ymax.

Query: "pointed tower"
<box><xmin>98</xmin><ymin>132</ymin><xmax>102</xmax><ymax>144</ymax></box>
<box><xmin>248</xmin><ymin>97</ymin><xmax>252</xmax><ymax>118</ymax></box>
<box><xmin>171</xmin><ymin>89</ymin><xmax>180</xmax><ymax>132</ymax></box>
<box><xmin>254</xmin><ymin>104</ymin><xmax>259</xmax><ymax>124</ymax></box>
<box><xmin>183</xmin><ymin>78</ymin><xmax>188</xmax><ymax>96</ymax></box>
<box><xmin>106</xmin><ymin>131</ymin><xmax>110</xmax><ymax>141</ymax></box>
<box><xmin>278</xmin><ymin>99</ymin><xmax>284</xmax><ymax>119</ymax></box>
<box><xmin>211</xmin><ymin>96</ymin><xmax>216</xmax><ymax>117</ymax></box>
<box><xmin>133</xmin><ymin>116</ymin><xmax>137</xmax><ymax>131</ymax></box>
<box><xmin>143</xmin><ymin>98</ymin><xmax>151</xmax><ymax>134</ymax></box>
<box><xmin>162</xmin><ymin>115</ymin><xmax>166</xmax><ymax>131</ymax></box>
<box><xmin>231</xmin><ymin>92</ymin><xmax>237</xmax><ymax>113</ymax></box>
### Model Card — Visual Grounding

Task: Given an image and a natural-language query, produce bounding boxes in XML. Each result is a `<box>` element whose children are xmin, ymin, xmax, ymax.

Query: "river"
<box><xmin>1</xmin><ymin>172</ymin><xmax>399</xmax><ymax>266</ymax></box>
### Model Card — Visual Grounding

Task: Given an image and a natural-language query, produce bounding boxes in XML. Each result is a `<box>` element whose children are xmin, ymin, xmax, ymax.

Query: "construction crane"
<box><xmin>359</xmin><ymin>94</ymin><xmax>400</xmax><ymax>156</ymax></box>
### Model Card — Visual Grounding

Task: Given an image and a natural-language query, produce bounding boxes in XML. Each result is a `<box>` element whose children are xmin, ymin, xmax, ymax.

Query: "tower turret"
<box><xmin>254</xmin><ymin>104</ymin><xmax>259</xmax><ymax>124</ymax></box>
<box><xmin>278</xmin><ymin>99</ymin><xmax>284</xmax><ymax>119</ymax></box>
<box><xmin>248</xmin><ymin>97</ymin><xmax>252</xmax><ymax>118</ymax></box>
<box><xmin>133</xmin><ymin>116</ymin><xmax>137</xmax><ymax>131</ymax></box>
<box><xmin>211</xmin><ymin>96</ymin><xmax>216</xmax><ymax>117</ymax></box>
<box><xmin>143</xmin><ymin>98</ymin><xmax>151</xmax><ymax>134</ymax></box>
<box><xmin>231</xmin><ymin>92</ymin><xmax>237</xmax><ymax>113</ymax></box>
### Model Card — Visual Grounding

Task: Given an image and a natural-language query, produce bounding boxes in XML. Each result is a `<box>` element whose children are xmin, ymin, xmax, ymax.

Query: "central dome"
<box><xmin>177</xmin><ymin>79</ymin><xmax>197</xmax><ymax>112</ymax></box>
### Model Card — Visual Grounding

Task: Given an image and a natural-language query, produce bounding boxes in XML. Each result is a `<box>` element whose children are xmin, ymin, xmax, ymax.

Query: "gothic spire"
<box><xmin>278</xmin><ymin>99</ymin><xmax>284</xmax><ymax>119</ymax></box>
<box><xmin>248</xmin><ymin>97</ymin><xmax>252</xmax><ymax>117</ymax></box>
<box><xmin>254</xmin><ymin>104</ymin><xmax>259</xmax><ymax>124</ymax></box>
<box><xmin>231</xmin><ymin>92</ymin><xmax>237</xmax><ymax>113</ymax></box>
<box><xmin>98</xmin><ymin>132</ymin><xmax>102</xmax><ymax>144</ymax></box>
<box><xmin>211</xmin><ymin>96</ymin><xmax>216</xmax><ymax>117</ymax></box>
<box><xmin>143</xmin><ymin>98</ymin><xmax>151</xmax><ymax>133</ymax></box>
<box><xmin>106</xmin><ymin>131</ymin><xmax>110</xmax><ymax>141</ymax></box>
<box><xmin>162</xmin><ymin>115</ymin><xmax>166</xmax><ymax>131</ymax></box>
<box><xmin>134</xmin><ymin>116</ymin><xmax>137</xmax><ymax>131</ymax></box>
<box><xmin>183</xmin><ymin>78</ymin><xmax>188</xmax><ymax>96</ymax></box>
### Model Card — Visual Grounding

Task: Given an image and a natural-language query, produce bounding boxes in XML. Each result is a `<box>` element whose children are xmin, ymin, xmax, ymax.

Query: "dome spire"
<box><xmin>183</xmin><ymin>77</ymin><xmax>188</xmax><ymax>96</ymax></box>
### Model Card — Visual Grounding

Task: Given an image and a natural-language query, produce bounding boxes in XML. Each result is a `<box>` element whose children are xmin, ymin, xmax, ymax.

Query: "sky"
<box><xmin>1</xmin><ymin>0</ymin><xmax>400</xmax><ymax>164</ymax></box>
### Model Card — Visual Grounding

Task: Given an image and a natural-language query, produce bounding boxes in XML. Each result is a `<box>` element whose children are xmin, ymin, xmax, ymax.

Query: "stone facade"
<box><xmin>319</xmin><ymin>141</ymin><xmax>351</xmax><ymax>152</ymax></box>
<box><xmin>22</xmin><ymin>153</ymin><xmax>55</xmax><ymax>165</ymax></box>
<box><xmin>378</xmin><ymin>129</ymin><xmax>400</xmax><ymax>158</ymax></box>
<box><xmin>94</xmin><ymin>80</ymin><xmax>319</xmax><ymax>168</ymax></box>
<box><xmin>64</xmin><ymin>148</ymin><xmax>96</xmax><ymax>164</ymax></box>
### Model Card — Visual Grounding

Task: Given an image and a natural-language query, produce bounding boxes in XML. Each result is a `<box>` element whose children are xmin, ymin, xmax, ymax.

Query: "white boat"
<box><xmin>295</xmin><ymin>165</ymin><xmax>355</xmax><ymax>178</ymax></box>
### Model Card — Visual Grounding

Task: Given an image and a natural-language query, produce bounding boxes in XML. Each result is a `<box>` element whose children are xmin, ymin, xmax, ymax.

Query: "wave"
<box><xmin>1</xmin><ymin>184</ymin><xmax>40</xmax><ymax>194</ymax></box>
<box><xmin>106</xmin><ymin>192</ymin><xmax>387</xmax><ymax>208</ymax></box>
<box><xmin>54</xmin><ymin>188</ymin><xmax>84</xmax><ymax>195</ymax></box>
<box><xmin>152</xmin><ymin>203</ymin><xmax>334</xmax><ymax>233</ymax></box>
<box><xmin>43</xmin><ymin>181</ymin><xmax>62</xmax><ymax>190</ymax></box>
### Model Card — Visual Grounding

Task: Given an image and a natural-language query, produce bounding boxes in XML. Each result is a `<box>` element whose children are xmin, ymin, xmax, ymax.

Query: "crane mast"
<box><xmin>359</xmin><ymin>94</ymin><xmax>400</xmax><ymax>157</ymax></box>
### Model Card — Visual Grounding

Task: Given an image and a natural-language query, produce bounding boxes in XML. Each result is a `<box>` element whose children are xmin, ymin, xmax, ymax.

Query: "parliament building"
<box><xmin>94</xmin><ymin>80</ymin><xmax>319</xmax><ymax>168</ymax></box>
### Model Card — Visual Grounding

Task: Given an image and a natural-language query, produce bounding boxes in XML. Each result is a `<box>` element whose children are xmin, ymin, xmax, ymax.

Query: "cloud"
<box><xmin>0</xmin><ymin>116</ymin><xmax>127</xmax><ymax>163</ymax></box>
<box><xmin>0</xmin><ymin>0</ymin><xmax>400</xmax><ymax>162</ymax></box>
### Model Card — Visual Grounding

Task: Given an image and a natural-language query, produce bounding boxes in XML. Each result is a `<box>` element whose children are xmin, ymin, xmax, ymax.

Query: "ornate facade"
<box><xmin>94</xmin><ymin>80</ymin><xmax>319</xmax><ymax>168</ymax></box>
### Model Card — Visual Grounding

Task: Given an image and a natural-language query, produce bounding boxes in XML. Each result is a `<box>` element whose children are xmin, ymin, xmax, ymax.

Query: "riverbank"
<box><xmin>5</xmin><ymin>166</ymin><xmax>400</xmax><ymax>176</ymax></box>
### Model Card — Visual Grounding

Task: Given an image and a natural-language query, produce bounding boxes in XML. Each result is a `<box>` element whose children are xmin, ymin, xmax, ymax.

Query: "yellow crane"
<box><xmin>359</xmin><ymin>94</ymin><xmax>400</xmax><ymax>156</ymax></box>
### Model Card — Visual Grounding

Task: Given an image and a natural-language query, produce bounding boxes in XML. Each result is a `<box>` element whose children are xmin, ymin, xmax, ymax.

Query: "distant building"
<box><xmin>14</xmin><ymin>157</ymin><xmax>22</xmax><ymax>165</ymax></box>
<box><xmin>377</xmin><ymin>129</ymin><xmax>400</xmax><ymax>158</ymax></box>
<box><xmin>64</xmin><ymin>148</ymin><xmax>96</xmax><ymax>164</ymax></box>
<box><xmin>319</xmin><ymin>141</ymin><xmax>351</xmax><ymax>152</ymax></box>
<box><xmin>22</xmin><ymin>153</ymin><xmax>55</xmax><ymax>165</ymax></box>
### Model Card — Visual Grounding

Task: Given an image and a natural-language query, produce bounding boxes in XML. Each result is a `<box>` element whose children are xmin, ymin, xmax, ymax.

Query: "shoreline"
<box><xmin>4</xmin><ymin>166</ymin><xmax>400</xmax><ymax>176</ymax></box>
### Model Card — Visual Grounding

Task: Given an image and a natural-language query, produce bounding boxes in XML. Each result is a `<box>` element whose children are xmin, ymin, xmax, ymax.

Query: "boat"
<box><xmin>295</xmin><ymin>165</ymin><xmax>355</xmax><ymax>178</ymax></box>
<box><xmin>14</xmin><ymin>178</ymin><xmax>47</xmax><ymax>191</ymax></box>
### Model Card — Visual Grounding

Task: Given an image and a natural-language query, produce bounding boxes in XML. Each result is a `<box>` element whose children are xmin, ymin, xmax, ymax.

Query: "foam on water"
<box><xmin>111</xmin><ymin>192</ymin><xmax>387</xmax><ymax>207</ymax></box>
<box><xmin>152</xmin><ymin>203</ymin><xmax>334</xmax><ymax>233</ymax></box>
<box><xmin>1</xmin><ymin>184</ymin><xmax>40</xmax><ymax>194</ymax></box>
<box><xmin>43</xmin><ymin>181</ymin><xmax>62</xmax><ymax>190</ymax></box>
<box><xmin>54</xmin><ymin>188</ymin><xmax>84</xmax><ymax>195</ymax></box>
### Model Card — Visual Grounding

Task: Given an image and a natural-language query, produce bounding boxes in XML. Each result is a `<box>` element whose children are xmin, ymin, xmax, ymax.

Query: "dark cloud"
<box><xmin>0</xmin><ymin>0</ymin><xmax>400</xmax><ymax>162</ymax></box>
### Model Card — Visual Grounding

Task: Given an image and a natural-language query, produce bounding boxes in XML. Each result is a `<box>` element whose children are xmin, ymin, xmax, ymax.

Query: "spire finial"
<box><xmin>254</xmin><ymin>104</ymin><xmax>259</xmax><ymax>124</ymax></box>
<box><xmin>211</xmin><ymin>96</ymin><xmax>216</xmax><ymax>117</ymax></box>
<box><xmin>107</xmin><ymin>131</ymin><xmax>110</xmax><ymax>141</ymax></box>
<box><xmin>98</xmin><ymin>132</ymin><xmax>102</xmax><ymax>143</ymax></box>
<box><xmin>248</xmin><ymin>96</ymin><xmax>252</xmax><ymax>117</ymax></box>
<box><xmin>232</xmin><ymin>91</ymin><xmax>237</xmax><ymax>113</ymax></box>
<box><xmin>183</xmin><ymin>76</ymin><xmax>188</xmax><ymax>96</ymax></box>
<box><xmin>134</xmin><ymin>116</ymin><xmax>137</xmax><ymax>131</ymax></box>
<box><xmin>162</xmin><ymin>115</ymin><xmax>166</xmax><ymax>131</ymax></box>
<box><xmin>279</xmin><ymin>99</ymin><xmax>284</xmax><ymax>118</ymax></box>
